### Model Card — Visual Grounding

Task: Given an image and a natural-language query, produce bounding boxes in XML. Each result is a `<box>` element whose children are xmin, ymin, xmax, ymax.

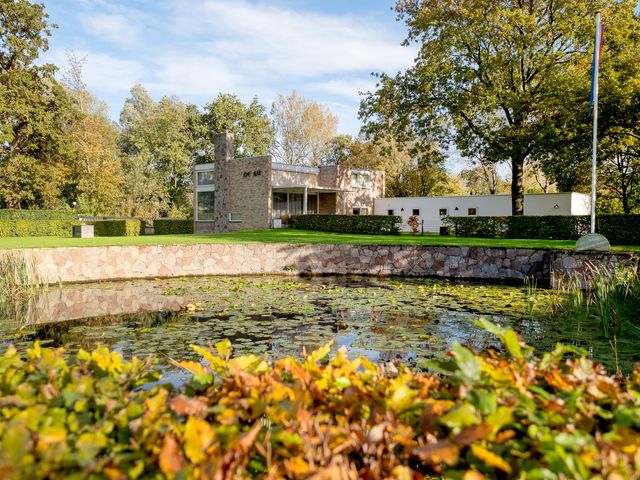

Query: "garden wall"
<box><xmin>0</xmin><ymin>244</ymin><xmax>636</xmax><ymax>287</ymax></box>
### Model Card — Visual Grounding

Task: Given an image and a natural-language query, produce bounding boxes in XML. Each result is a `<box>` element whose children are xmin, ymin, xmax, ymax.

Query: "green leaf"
<box><xmin>451</xmin><ymin>343</ymin><xmax>482</xmax><ymax>384</ymax></box>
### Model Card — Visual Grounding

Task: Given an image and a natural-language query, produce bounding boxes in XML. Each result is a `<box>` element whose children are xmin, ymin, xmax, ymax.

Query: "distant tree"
<box><xmin>459</xmin><ymin>161</ymin><xmax>508</xmax><ymax>196</ymax></box>
<box><xmin>360</xmin><ymin>0</ymin><xmax>630</xmax><ymax>214</ymax></box>
<box><xmin>61</xmin><ymin>53</ymin><xmax>123</xmax><ymax>215</ymax></box>
<box><xmin>119</xmin><ymin>85</ymin><xmax>199</xmax><ymax>216</ymax></box>
<box><xmin>120</xmin><ymin>152</ymin><xmax>169</xmax><ymax>218</ymax></box>
<box><xmin>201</xmin><ymin>94</ymin><xmax>272</xmax><ymax>159</ymax></box>
<box><xmin>0</xmin><ymin>0</ymin><xmax>75</xmax><ymax>208</ymax></box>
<box><xmin>271</xmin><ymin>91</ymin><xmax>338</xmax><ymax>166</ymax></box>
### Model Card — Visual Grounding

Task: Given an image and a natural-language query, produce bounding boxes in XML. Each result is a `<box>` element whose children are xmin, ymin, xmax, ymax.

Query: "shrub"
<box><xmin>0</xmin><ymin>209</ymin><xmax>76</xmax><ymax>220</ymax></box>
<box><xmin>154</xmin><ymin>219</ymin><xmax>193</xmax><ymax>235</ymax></box>
<box><xmin>443</xmin><ymin>216</ymin><xmax>508</xmax><ymax>238</ymax></box>
<box><xmin>0</xmin><ymin>220</ymin><xmax>82</xmax><ymax>237</ymax></box>
<box><xmin>407</xmin><ymin>215</ymin><xmax>420</xmax><ymax>234</ymax></box>
<box><xmin>446</xmin><ymin>214</ymin><xmax>640</xmax><ymax>245</ymax></box>
<box><xmin>92</xmin><ymin>220</ymin><xmax>144</xmax><ymax>237</ymax></box>
<box><xmin>289</xmin><ymin>214</ymin><xmax>401</xmax><ymax>235</ymax></box>
<box><xmin>0</xmin><ymin>321</ymin><xmax>638</xmax><ymax>478</ymax></box>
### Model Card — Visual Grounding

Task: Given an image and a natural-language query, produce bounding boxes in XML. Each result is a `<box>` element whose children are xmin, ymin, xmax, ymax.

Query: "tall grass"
<box><xmin>0</xmin><ymin>253</ymin><xmax>44</xmax><ymax>308</ymax></box>
<box><xmin>553</xmin><ymin>263</ymin><xmax>640</xmax><ymax>338</ymax></box>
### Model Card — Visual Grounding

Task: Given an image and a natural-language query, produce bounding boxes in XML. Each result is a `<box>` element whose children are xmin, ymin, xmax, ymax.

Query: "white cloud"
<box><xmin>81</xmin><ymin>13</ymin><xmax>140</xmax><ymax>48</ymax></box>
<box><xmin>169</xmin><ymin>0</ymin><xmax>415</xmax><ymax>78</ymax></box>
<box><xmin>307</xmin><ymin>77</ymin><xmax>378</xmax><ymax>101</ymax></box>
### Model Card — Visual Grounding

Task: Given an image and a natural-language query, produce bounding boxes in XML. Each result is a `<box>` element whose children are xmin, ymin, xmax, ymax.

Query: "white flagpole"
<box><xmin>591</xmin><ymin>12</ymin><xmax>601</xmax><ymax>234</ymax></box>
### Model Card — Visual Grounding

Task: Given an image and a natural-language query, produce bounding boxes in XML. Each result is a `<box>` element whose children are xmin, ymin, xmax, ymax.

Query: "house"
<box><xmin>194</xmin><ymin>132</ymin><xmax>385</xmax><ymax>233</ymax></box>
<box><xmin>374</xmin><ymin>192</ymin><xmax>592</xmax><ymax>232</ymax></box>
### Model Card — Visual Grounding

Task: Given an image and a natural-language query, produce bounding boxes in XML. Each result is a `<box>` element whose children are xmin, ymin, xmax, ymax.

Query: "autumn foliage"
<box><xmin>0</xmin><ymin>320</ymin><xmax>639</xmax><ymax>479</ymax></box>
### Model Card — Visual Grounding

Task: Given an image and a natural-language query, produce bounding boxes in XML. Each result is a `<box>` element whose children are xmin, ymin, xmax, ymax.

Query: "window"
<box><xmin>388</xmin><ymin>209</ymin><xmax>395</xmax><ymax>216</ymax></box>
<box><xmin>351</xmin><ymin>171</ymin><xmax>371</xmax><ymax>189</ymax></box>
<box><xmin>468</xmin><ymin>208</ymin><xmax>477</xmax><ymax>216</ymax></box>
<box><xmin>412</xmin><ymin>208</ymin><xmax>420</xmax><ymax>216</ymax></box>
<box><xmin>196</xmin><ymin>191</ymin><xmax>215</xmax><ymax>221</ymax></box>
<box><xmin>439</xmin><ymin>208</ymin><xmax>448</xmax><ymax>216</ymax></box>
<box><xmin>352</xmin><ymin>208</ymin><xmax>361</xmax><ymax>215</ymax></box>
<box><xmin>228</xmin><ymin>213</ymin><xmax>242</xmax><ymax>223</ymax></box>
<box><xmin>197</xmin><ymin>170</ymin><xmax>214</xmax><ymax>186</ymax></box>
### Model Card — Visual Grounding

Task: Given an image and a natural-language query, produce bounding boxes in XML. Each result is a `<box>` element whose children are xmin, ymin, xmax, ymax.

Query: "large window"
<box><xmin>351</xmin><ymin>171</ymin><xmax>371</xmax><ymax>189</ymax></box>
<box><xmin>196</xmin><ymin>191</ymin><xmax>215</xmax><ymax>221</ymax></box>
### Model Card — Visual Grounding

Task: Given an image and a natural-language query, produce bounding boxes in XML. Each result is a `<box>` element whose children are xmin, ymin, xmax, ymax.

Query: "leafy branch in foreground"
<box><xmin>0</xmin><ymin>321</ymin><xmax>638</xmax><ymax>479</ymax></box>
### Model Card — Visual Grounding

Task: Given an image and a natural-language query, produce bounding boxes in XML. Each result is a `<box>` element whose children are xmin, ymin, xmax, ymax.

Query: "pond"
<box><xmin>0</xmin><ymin>275</ymin><xmax>637</xmax><ymax>378</ymax></box>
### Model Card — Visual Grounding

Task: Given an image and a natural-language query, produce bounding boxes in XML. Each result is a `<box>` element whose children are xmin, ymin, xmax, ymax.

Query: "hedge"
<box><xmin>0</xmin><ymin>320</ymin><xmax>638</xmax><ymax>479</ymax></box>
<box><xmin>289</xmin><ymin>214</ymin><xmax>401</xmax><ymax>234</ymax></box>
<box><xmin>445</xmin><ymin>214</ymin><xmax>640</xmax><ymax>245</ymax></box>
<box><xmin>0</xmin><ymin>220</ymin><xmax>82</xmax><ymax>237</ymax></box>
<box><xmin>0</xmin><ymin>209</ymin><xmax>77</xmax><ymax>220</ymax></box>
<box><xmin>92</xmin><ymin>220</ymin><xmax>144</xmax><ymax>237</ymax></box>
<box><xmin>154</xmin><ymin>218</ymin><xmax>193</xmax><ymax>235</ymax></box>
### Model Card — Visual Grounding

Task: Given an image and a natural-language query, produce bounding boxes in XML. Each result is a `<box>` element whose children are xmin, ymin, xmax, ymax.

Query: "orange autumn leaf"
<box><xmin>159</xmin><ymin>435</ymin><xmax>184</xmax><ymax>479</ymax></box>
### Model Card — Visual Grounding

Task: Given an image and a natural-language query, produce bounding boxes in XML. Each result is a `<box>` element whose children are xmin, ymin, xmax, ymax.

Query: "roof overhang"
<box><xmin>272</xmin><ymin>185</ymin><xmax>349</xmax><ymax>194</ymax></box>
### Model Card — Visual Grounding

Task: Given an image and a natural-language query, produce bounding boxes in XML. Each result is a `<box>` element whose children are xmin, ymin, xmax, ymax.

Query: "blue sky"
<box><xmin>43</xmin><ymin>0</ymin><xmax>416</xmax><ymax>135</ymax></box>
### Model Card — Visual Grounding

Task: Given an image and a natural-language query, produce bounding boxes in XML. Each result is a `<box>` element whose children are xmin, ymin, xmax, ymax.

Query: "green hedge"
<box><xmin>289</xmin><ymin>214</ymin><xmax>401</xmax><ymax>234</ymax></box>
<box><xmin>153</xmin><ymin>218</ymin><xmax>193</xmax><ymax>235</ymax></box>
<box><xmin>0</xmin><ymin>321</ymin><xmax>639</xmax><ymax>478</ymax></box>
<box><xmin>445</xmin><ymin>214</ymin><xmax>640</xmax><ymax>245</ymax></box>
<box><xmin>92</xmin><ymin>220</ymin><xmax>144</xmax><ymax>237</ymax></box>
<box><xmin>0</xmin><ymin>220</ymin><xmax>82</xmax><ymax>237</ymax></box>
<box><xmin>0</xmin><ymin>209</ymin><xmax>76</xmax><ymax>220</ymax></box>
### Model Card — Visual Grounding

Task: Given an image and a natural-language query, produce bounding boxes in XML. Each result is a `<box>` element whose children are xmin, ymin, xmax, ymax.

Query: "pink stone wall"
<box><xmin>0</xmin><ymin>244</ymin><xmax>634</xmax><ymax>287</ymax></box>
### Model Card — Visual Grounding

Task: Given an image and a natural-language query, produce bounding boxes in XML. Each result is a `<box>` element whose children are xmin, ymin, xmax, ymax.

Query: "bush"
<box><xmin>446</xmin><ymin>214</ymin><xmax>640</xmax><ymax>245</ymax></box>
<box><xmin>289</xmin><ymin>214</ymin><xmax>401</xmax><ymax>235</ymax></box>
<box><xmin>0</xmin><ymin>209</ymin><xmax>76</xmax><ymax>220</ymax></box>
<box><xmin>443</xmin><ymin>216</ymin><xmax>508</xmax><ymax>238</ymax></box>
<box><xmin>154</xmin><ymin>219</ymin><xmax>193</xmax><ymax>235</ymax></box>
<box><xmin>0</xmin><ymin>321</ymin><xmax>638</xmax><ymax>478</ymax></box>
<box><xmin>92</xmin><ymin>220</ymin><xmax>144</xmax><ymax>237</ymax></box>
<box><xmin>0</xmin><ymin>220</ymin><xmax>82</xmax><ymax>237</ymax></box>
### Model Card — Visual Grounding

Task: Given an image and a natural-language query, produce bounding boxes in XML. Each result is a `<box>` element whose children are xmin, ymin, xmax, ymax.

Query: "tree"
<box><xmin>119</xmin><ymin>85</ymin><xmax>200</xmax><ymax>217</ymax></box>
<box><xmin>459</xmin><ymin>161</ymin><xmax>509</xmax><ymax>195</ymax></box>
<box><xmin>360</xmin><ymin>0</ymin><xmax>626</xmax><ymax>214</ymax></box>
<box><xmin>0</xmin><ymin>0</ymin><xmax>75</xmax><ymax>208</ymax></box>
<box><xmin>61</xmin><ymin>53</ymin><xmax>123</xmax><ymax>215</ymax></box>
<box><xmin>271</xmin><ymin>91</ymin><xmax>338</xmax><ymax>166</ymax></box>
<box><xmin>201</xmin><ymin>94</ymin><xmax>272</xmax><ymax>159</ymax></box>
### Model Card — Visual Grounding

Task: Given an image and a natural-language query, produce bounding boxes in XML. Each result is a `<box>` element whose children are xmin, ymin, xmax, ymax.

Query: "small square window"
<box><xmin>468</xmin><ymin>208</ymin><xmax>477</xmax><ymax>216</ymax></box>
<box><xmin>352</xmin><ymin>208</ymin><xmax>361</xmax><ymax>215</ymax></box>
<box><xmin>439</xmin><ymin>208</ymin><xmax>448</xmax><ymax>216</ymax></box>
<box><xmin>412</xmin><ymin>208</ymin><xmax>420</xmax><ymax>216</ymax></box>
<box><xmin>388</xmin><ymin>209</ymin><xmax>394</xmax><ymax>216</ymax></box>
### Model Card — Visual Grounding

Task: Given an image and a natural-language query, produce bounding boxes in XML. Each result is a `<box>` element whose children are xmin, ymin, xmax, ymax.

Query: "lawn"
<box><xmin>0</xmin><ymin>229</ymin><xmax>638</xmax><ymax>251</ymax></box>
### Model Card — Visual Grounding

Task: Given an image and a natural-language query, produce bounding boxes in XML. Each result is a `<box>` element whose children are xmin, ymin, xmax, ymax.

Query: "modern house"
<box><xmin>374</xmin><ymin>192</ymin><xmax>592</xmax><ymax>232</ymax></box>
<box><xmin>194</xmin><ymin>132</ymin><xmax>385</xmax><ymax>233</ymax></box>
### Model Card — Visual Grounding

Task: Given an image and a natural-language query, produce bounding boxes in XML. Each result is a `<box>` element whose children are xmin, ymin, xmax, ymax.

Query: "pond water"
<box><xmin>0</xmin><ymin>275</ymin><xmax>637</xmax><ymax>377</ymax></box>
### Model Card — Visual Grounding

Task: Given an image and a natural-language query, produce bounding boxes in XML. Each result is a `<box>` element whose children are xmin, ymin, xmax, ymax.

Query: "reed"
<box><xmin>0</xmin><ymin>253</ymin><xmax>43</xmax><ymax>307</ymax></box>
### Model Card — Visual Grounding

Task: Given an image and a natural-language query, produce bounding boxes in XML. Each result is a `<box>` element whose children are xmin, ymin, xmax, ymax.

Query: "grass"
<box><xmin>0</xmin><ymin>229</ymin><xmax>638</xmax><ymax>251</ymax></box>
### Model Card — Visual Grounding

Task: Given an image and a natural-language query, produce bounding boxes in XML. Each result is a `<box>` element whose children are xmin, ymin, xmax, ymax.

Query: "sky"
<box><xmin>42</xmin><ymin>0</ymin><xmax>417</xmax><ymax>136</ymax></box>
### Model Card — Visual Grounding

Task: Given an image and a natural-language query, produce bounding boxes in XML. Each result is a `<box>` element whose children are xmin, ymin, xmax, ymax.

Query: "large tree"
<box><xmin>61</xmin><ymin>54</ymin><xmax>123</xmax><ymax>215</ymax></box>
<box><xmin>119</xmin><ymin>85</ymin><xmax>199</xmax><ymax>216</ymax></box>
<box><xmin>0</xmin><ymin>0</ymin><xmax>75</xmax><ymax>208</ymax></box>
<box><xmin>361</xmin><ymin>0</ymin><xmax>629</xmax><ymax>214</ymax></box>
<box><xmin>201</xmin><ymin>94</ymin><xmax>272</xmax><ymax>159</ymax></box>
<box><xmin>271</xmin><ymin>91</ymin><xmax>338</xmax><ymax>166</ymax></box>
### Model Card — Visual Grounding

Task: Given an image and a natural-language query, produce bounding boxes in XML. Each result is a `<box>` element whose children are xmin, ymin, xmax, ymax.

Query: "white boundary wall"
<box><xmin>374</xmin><ymin>192</ymin><xmax>591</xmax><ymax>232</ymax></box>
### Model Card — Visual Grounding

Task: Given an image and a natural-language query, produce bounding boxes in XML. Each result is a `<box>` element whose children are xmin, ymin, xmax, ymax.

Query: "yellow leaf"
<box><xmin>183</xmin><ymin>416</ymin><xmax>215</xmax><ymax>464</ymax></box>
<box><xmin>215</xmin><ymin>338</ymin><xmax>233</xmax><ymax>358</ymax></box>
<box><xmin>470</xmin><ymin>444</ymin><xmax>512</xmax><ymax>473</ymax></box>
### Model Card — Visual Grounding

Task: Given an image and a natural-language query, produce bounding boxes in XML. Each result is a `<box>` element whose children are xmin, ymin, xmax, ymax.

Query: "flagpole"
<box><xmin>591</xmin><ymin>12</ymin><xmax>601</xmax><ymax>234</ymax></box>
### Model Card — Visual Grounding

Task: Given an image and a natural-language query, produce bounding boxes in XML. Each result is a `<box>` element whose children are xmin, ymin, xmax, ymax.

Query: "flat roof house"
<box><xmin>194</xmin><ymin>132</ymin><xmax>385</xmax><ymax>233</ymax></box>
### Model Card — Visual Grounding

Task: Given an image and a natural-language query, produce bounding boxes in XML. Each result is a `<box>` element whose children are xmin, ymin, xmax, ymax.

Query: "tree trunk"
<box><xmin>511</xmin><ymin>157</ymin><xmax>525</xmax><ymax>215</ymax></box>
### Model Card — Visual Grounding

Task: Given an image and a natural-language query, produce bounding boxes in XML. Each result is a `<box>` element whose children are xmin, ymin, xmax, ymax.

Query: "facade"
<box><xmin>194</xmin><ymin>132</ymin><xmax>385</xmax><ymax>233</ymax></box>
<box><xmin>374</xmin><ymin>192</ymin><xmax>591</xmax><ymax>232</ymax></box>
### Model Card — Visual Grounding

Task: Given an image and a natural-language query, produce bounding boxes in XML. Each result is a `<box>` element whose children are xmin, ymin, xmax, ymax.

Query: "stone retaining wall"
<box><xmin>0</xmin><ymin>244</ymin><xmax>635</xmax><ymax>286</ymax></box>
